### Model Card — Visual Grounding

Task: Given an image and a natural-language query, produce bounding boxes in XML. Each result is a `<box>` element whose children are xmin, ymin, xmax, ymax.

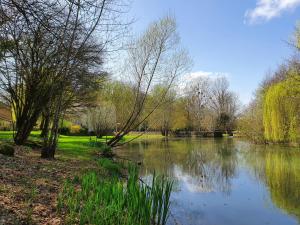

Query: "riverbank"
<box><xmin>0</xmin><ymin>131</ymin><xmax>111</xmax><ymax>224</ymax></box>
<box><xmin>0</xmin><ymin>131</ymin><xmax>172</xmax><ymax>224</ymax></box>
<box><xmin>0</xmin><ymin>144</ymin><xmax>100</xmax><ymax>224</ymax></box>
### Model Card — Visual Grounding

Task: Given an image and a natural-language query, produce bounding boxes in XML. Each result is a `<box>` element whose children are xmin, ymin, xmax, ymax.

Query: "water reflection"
<box><xmin>242</xmin><ymin>144</ymin><xmax>300</xmax><ymax>223</ymax></box>
<box><xmin>121</xmin><ymin>138</ymin><xmax>238</xmax><ymax>194</ymax></box>
<box><xmin>116</xmin><ymin>138</ymin><xmax>300</xmax><ymax>225</ymax></box>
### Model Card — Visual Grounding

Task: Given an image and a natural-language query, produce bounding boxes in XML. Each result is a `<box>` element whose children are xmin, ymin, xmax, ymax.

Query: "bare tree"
<box><xmin>209</xmin><ymin>77</ymin><xmax>239</xmax><ymax>133</ymax></box>
<box><xmin>185</xmin><ymin>76</ymin><xmax>210</xmax><ymax>131</ymax></box>
<box><xmin>107</xmin><ymin>16</ymin><xmax>191</xmax><ymax>147</ymax></box>
<box><xmin>83</xmin><ymin>101</ymin><xmax>116</xmax><ymax>138</ymax></box>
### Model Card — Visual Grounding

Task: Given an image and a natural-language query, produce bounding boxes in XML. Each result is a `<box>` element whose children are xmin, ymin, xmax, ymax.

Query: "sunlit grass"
<box><xmin>57</xmin><ymin>164</ymin><xmax>173</xmax><ymax>225</ymax></box>
<box><xmin>0</xmin><ymin>131</ymin><xmax>102</xmax><ymax>160</ymax></box>
<box><xmin>0</xmin><ymin>131</ymin><xmax>163</xmax><ymax>160</ymax></box>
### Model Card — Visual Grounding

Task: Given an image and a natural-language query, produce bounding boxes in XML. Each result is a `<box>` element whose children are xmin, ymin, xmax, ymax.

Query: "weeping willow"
<box><xmin>263</xmin><ymin>77</ymin><xmax>300</xmax><ymax>142</ymax></box>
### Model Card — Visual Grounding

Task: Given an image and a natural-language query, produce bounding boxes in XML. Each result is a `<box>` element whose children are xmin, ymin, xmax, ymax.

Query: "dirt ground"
<box><xmin>0</xmin><ymin>147</ymin><xmax>96</xmax><ymax>225</ymax></box>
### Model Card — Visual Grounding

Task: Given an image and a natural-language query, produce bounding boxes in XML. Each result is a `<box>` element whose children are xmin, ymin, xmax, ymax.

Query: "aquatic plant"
<box><xmin>57</xmin><ymin>165</ymin><xmax>173</xmax><ymax>225</ymax></box>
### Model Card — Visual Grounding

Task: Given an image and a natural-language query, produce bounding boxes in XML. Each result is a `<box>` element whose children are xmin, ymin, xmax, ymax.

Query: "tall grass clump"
<box><xmin>97</xmin><ymin>158</ymin><xmax>122</xmax><ymax>176</ymax></box>
<box><xmin>57</xmin><ymin>164</ymin><xmax>173</xmax><ymax>225</ymax></box>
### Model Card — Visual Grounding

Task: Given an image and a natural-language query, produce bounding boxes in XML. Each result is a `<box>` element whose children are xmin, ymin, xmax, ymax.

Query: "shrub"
<box><xmin>100</xmin><ymin>145</ymin><xmax>113</xmax><ymax>157</ymax></box>
<box><xmin>0</xmin><ymin>143</ymin><xmax>14</xmax><ymax>156</ymax></box>
<box><xmin>79</xmin><ymin>127</ymin><xmax>88</xmax><ymax>135</ymax></box>
<box><xmin>70</xmin><ymin>125</ymin><xmax>81</xmax><ymax>134</ymax></box>
<box><xmin>58</xmin><ymin>127</ymin><xmax>70</xmax><ymax>135</ymax></box>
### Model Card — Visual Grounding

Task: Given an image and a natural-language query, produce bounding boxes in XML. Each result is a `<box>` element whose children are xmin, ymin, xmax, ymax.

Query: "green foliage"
<box><xmin>238</xmin><ymin>99</ymin><xmax>266</xmax><ymax>144</ymax></box>
<box><xmin>97</xmin><ymin>158</ymin><xmax>122</xmax><ymax>175</ymax></box>
<box><xmin>263</xmin><ymin>78</ymin><xmax>300</xmax><ymax>143</ymax></box>
<box><xmin>58</xmin><ymin>127</ymin><xmax>70</xmax><ymax>135</ymax></box>
<box><xmin>0</xmin><ymin>143</ymin><xmax>14</xmax><ymax>156</ymax></box>
<box><xmin>100</xmin><ymin>144</ymin><xmax>113</xmax><ymax>157</ymax></box>
<box><xmin>57</xmin><ymin>165</ymin><xmax>173</xmax><ymax>225</ymax></box>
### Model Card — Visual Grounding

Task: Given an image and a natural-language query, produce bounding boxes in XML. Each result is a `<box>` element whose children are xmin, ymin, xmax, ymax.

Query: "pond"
<box><xmin>116</xmin><ymin>138</ymin><xmax>300</xmax><ymax>225</ymax></box>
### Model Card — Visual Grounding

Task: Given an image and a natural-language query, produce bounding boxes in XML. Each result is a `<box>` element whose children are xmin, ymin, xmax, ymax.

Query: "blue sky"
<box><xmin>128</xmin><ymin>0</ymin><xmax>300</xmax><ymax>104</ymax></box>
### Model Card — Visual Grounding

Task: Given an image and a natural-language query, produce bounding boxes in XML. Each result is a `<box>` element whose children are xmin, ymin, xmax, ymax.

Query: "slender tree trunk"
<box><xmin>107</xmin><ymin>132</ymin><xmax>126</xmax><ymax>147</ymax></box>
<box><xmin>165</xmin><ymin>129</ymin><xmax>169</xmax><ymax>137</ymax></box>
<box><xmin>40</xmin><ymin>113</ymin><xmax>50</xmax><ymax>138</ymax></box>
<box><xmin>39</xmin><ymin>116</ymin><xmax>45</xmax><ymax>131</ymax></box>
<box><xmin>41</xmin><ymin>95</ymin><xmax>63</xmax><ymax>159</ymax></box>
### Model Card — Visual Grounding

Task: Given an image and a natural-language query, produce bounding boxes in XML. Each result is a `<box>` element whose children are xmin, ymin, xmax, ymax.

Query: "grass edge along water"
<box><xmin>57</xmin><ymin>163</ymin><xmax>173</xmax><ymax>225</ymax></box>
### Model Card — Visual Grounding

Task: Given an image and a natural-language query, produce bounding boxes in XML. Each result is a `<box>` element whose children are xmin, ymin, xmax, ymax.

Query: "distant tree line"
<box><xmin>82</xmin><ymin>75</ymin><xmax>239</xmax><ymax>145</ymax></box>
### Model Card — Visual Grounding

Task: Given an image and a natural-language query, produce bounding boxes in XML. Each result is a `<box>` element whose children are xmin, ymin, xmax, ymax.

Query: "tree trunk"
<box><xmin>39</xmin><ymin>116</ymin><xmax>45</xmax><ymax>131</ymax></box>
<box><xmin>41</xmin><ymin>97</ymin><xmax>62</xmax><ymax>159</ymax></box>
<box><xmin>14</xmin><ymin>128</ymin><xmax>32</xmax><ymax>145</ymax></box>
<box><xmin>107</xmin><ymin>132</ymin><xmax>125</xmax><ymax>147</ymax></box>
<box><xmin>40</xmin><ymin>113</ymin><xmax>50</xmax><ymax>138</ymax></box>
<box><xmin>41</xmin><ymin>146</ymin><xmax>55</xmax><ymax>159</ymax></box>
<box><xmin>14</xmin><ymin>114</ymin><xmax>39</xmax><ymax>145</ymax></box>
<box><xmin>165</xmin><ymin>129</ymin><xmax>169</xmax><ymax>137</ymax></box>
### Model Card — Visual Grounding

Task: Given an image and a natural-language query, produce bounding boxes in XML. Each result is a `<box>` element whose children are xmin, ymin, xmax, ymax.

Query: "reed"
<box><xmin>57</xmin><ymin>164</ymin><xmax>173</xmax><ymax>225</ymax></box>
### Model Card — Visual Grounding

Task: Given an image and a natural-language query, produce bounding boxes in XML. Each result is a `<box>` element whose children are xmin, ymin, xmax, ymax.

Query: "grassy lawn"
<box><xmin>57</xmin><ymin>133</ymin><xmax>163</xmax><ymax>160</ymax></box>
<box><xmin>0</xmin><ymin>131</ymin><xmax>164</xmax><ymax>160</ymax></box>
<box><xmin>0</xmin><ymin>131</ymin><xmax>104</xmax><ymax>160</ymax></box>
<box><xmin>57</xmin><ymin>135</ymin><xmax>105</xmax><ymax>160</ymax></box>
<box><xmin>0</xmin><ymin>131</ymin><xmax>42</xmax><ymax>141</ymax></box>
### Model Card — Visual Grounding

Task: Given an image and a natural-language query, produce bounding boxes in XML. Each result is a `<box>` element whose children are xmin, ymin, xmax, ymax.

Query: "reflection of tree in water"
<box><xmin>122</xmin><ymin>138</ymin><xmax>238</xmax><ymax>195</ymax></box>
<box><xmin>120</xmin><ymin>139</ymin><xmax>300</xmax><ymax>221</ymax></box>
<box><xmin>243</xmin><ymin>143</ymin><xmax>300</xmax><ymax>222</ymax></box>
<box><xmin>216</xmin><ymin>140</ymin><xmax>238</xmax><ymax>193</ymax></box>
<box><xmin>265</xmin><ymin>150</ymin><xmax>300</xmax><ymax>222</ymax></box>
<box><xmin>183</xmin><ymin>138</ymin><xmax>237</xmax><ymax>194</ymax></box>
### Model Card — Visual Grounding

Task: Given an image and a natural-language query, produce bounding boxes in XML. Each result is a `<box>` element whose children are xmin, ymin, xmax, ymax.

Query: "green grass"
<box><xmin>0</xmin><ymin>130</ymin><xmax>42</xmax><ymax>141</ymax></box>
<box><xmin>57</xmin><ymin>135</ymin><xmax>105</xmax><ymax>160</ymax></box>
<box><xmin>97</xmin><ymin>158</ymin><xmax>122</xmax><ymax>176</ymax></box>
<box><xmin>123</xmin><ymin>133</ymin><xmax>164</xmax><ymax>141</ymax></box>
<box><xmin>0</xmin><ymin>131</ymin><xmax>106</xmax><ymax>160</ymax></box>
<box><xmin>57</xmin><ymin>164</ymin><xmax>173</xmax><ymax>225</ymax></box>
<box><xmin>0</xmin><ymin>131</ymin><xmax>164</xmax><ymax>160</ymax></box>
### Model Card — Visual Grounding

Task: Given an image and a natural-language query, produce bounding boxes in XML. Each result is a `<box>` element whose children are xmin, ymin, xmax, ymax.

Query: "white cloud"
<box><xmin>173</xmin><ymin>166</ymin><xmax>213</xmax><ymax>193</ymax></box>
<box><xmin>184</xmin><ymin>71</ymin><xmax>229</xmax><ymax>81</ymax></box>
<box><xmin>245</xmin><ymin>0</ymin><xmax>300</xmax><ymax>24</ymax></box>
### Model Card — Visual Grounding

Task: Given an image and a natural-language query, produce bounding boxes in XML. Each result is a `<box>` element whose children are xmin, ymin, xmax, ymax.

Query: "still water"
<box><xmin>116</xmin><ymin>138</ymin><xmax>300</xmax><ymax>225</ymax></box>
